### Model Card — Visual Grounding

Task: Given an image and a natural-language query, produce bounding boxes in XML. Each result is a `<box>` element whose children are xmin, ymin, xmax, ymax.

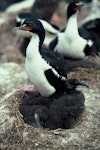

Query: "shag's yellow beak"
<box><xmin>13</xmin><ymin>24</ymin><xmax>32</xmax><ymax>31</ymax></box>
<box><xmin>76</xmin><ymin>2</ymin><xmax>84</xmax><ymax>7</ymax></box>
<box><xmin>74</xmin><ymin>2</ymin><xmax>84</xmax><ymax>11</ymax></box>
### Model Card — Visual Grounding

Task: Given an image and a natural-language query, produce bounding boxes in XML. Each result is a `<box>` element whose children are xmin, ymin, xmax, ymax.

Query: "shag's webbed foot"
<box><xmin>18</xmin><ymin>85</ymin><xmax>38</xmax><ymax>93</ymax></box>
<box><xmin>66</xmin><ymin>78</ymin><xmax>89</xmax><ymax>93</ymax></box>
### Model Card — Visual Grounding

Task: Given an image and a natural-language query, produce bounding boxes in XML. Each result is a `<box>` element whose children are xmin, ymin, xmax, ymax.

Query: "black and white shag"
<box><xmin>49</xmin><ymin>0</ymin><xmax>100</xmax><ymax>59</ymax></box>
<box><xmin>14</xmin><ymin>17</ymin><xmax>88</xmax><ymax>97</ymax></box>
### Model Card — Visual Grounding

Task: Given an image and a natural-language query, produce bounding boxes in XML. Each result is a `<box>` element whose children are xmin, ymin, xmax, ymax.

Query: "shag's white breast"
<box><xmin>25</xmin><ymin>35</ymin><xmax>56</xmax><ymax>97</ymax></box>
<box><xmin>54</xmin><ymin>12</ymin><xmax>87</xmax><ymax>59</ymax></box>
<box><xmin>25</xmin><ymin>56</ymin><xmax>56</xmax><ymax>97</ymax></box>
<box><xmin>54</xmin><ymin>32</ymin><xmax>87</xmax><ymax>59</ymax></box>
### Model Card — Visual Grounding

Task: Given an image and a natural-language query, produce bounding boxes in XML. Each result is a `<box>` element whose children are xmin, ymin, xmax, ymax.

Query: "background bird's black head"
<box><xmin>21</xmin><ymin>18</ymin><xmax>45</xmax><ymax>48</ymax></box>
<box><xmin>67</xmin><ymin>0</ymin><xmax>84</xmax><ymax>19</ymax></box>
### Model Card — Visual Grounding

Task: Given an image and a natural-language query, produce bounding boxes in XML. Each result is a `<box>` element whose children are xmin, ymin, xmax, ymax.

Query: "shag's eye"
<box><xmin>22</xmin><ymin>23</ymin><xmax>33</xmax><ymax>28</ymax></box>
<box><xmin>27</xmin><ymin>23</ymin><xmax>33</xmax><ymax>28</ymax></box>
<box><xmin>22</xmin><ymin>23</ymin><xmax>33</xmax><ymax>31</ymax></box>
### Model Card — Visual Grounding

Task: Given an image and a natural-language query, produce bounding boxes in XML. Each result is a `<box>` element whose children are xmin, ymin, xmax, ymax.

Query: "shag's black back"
<box><xmin>40</xmin><ymin>47</ymin><xmax>67</xmax><ymax>77</ymax></box>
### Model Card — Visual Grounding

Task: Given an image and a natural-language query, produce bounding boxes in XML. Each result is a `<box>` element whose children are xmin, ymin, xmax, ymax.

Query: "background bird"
<box><xmin>81</xmin><ymin>0</ymin><xmax>100</xmax><ymax>51</ymax></box>
<box><xmin>49</xmin><ymin>0</ymin><xmax>100</xmax><ymax>59</ymax></box>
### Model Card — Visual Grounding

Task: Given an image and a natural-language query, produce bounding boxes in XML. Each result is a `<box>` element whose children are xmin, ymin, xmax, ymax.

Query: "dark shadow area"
<box><xmin>63</xmin><ymin>58</ymin><xmax>100</xmax><ymax>72</ymax></box>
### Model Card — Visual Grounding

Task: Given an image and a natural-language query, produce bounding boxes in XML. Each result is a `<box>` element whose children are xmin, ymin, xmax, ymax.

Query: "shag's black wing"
<box><xmin>60</xmin><ymin>27</ymin><xmax>93</xmax><ymax>40</ymax></box>
<box><xmin>78</xmin><ymin>27</ymin><xmax>93</xmax><ymax>40</ymax></box>
<box><xmin>82</xmin><ymin>19</ymin><xmax>100</xmax><ymax>36</ymax></box>
<box><xmin>40</xmin><ymin>48</ymin><xmax>67</xmax><ymax>78</ymax></box>
<box><xmin>57</xmin><ymin>27</ymin><xmax>93</xmax><ymax>40</ymax></box>
<box><xmin>49</xmin><ymin>37</ymin><xmax>58</xmax><ymax>51</ymax></box>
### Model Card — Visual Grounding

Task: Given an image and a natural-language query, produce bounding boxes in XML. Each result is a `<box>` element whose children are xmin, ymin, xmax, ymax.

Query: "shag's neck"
<box><xmin>65</xmin><ymin>12</ymin><xmax>79</xmax><ymax>37</ymax></box>
<box><xmin>26</xmin><ymin>33</ymin><xmax>41</xmax><ymax>59</ymax></box>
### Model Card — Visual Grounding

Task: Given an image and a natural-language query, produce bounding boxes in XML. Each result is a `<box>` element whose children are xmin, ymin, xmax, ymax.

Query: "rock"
<box><xmin>0</xmin><ymin>62</ymin><xmax>28</xmax><ymax>99</ymax></box>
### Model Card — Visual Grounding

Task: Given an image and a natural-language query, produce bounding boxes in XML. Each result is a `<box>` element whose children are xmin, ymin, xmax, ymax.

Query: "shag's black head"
<box><xmin>21</xmin><ymin>18</ymin><xmax>45</xmax><ymax>47</ymax></box>
<box><xmin>16</xmin><ymin>13</ymin><xmax>37</xmax><ymax>27</ymax></box>
<box><xmin>67</xmin><ymin>0</ymin><xmax>84</xmax><ymax>19</ymax></box>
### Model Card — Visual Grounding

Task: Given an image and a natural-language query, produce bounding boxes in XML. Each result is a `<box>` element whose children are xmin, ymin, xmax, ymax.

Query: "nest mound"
<box><xmin>0</xmin><ymin>90</ymin><xmax>99</xmax><ymax>149</ymax></box>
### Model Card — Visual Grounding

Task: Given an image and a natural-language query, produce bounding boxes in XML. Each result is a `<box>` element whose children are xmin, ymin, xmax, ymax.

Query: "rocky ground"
<box><xmin>0</xmin><ymin>2</ymin><xmax>100</xmax><ymax>150</ymax></box>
